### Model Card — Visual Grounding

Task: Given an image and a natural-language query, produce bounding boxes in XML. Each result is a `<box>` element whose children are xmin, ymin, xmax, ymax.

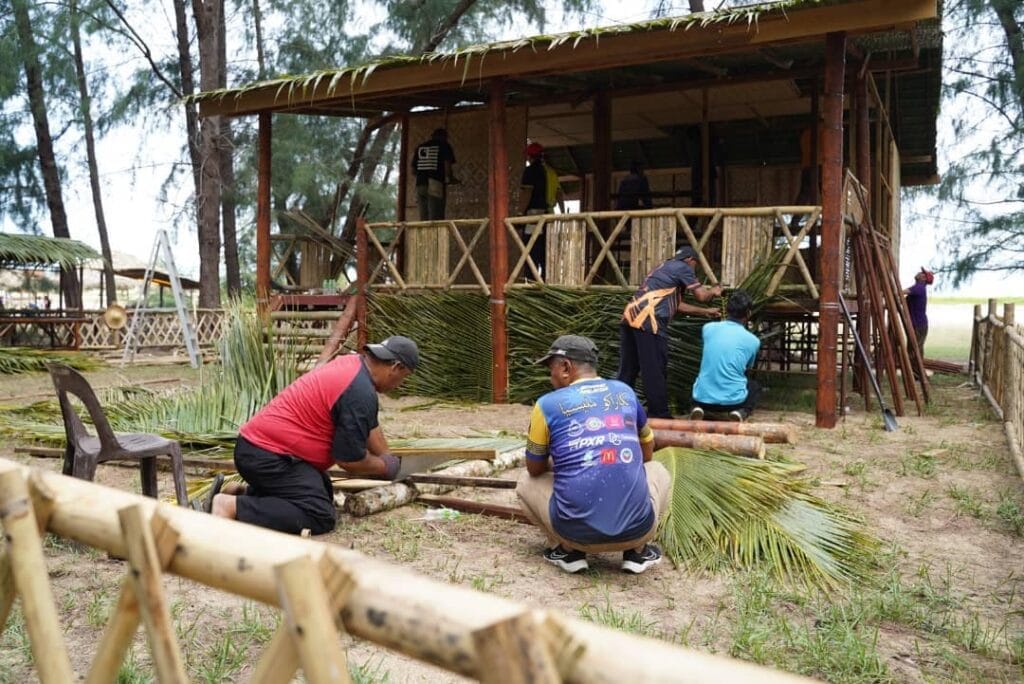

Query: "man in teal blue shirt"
<box><xmin>690</xmin><ymin>291</ymin><xmax>761</xmax><ymax>422</ymax></box>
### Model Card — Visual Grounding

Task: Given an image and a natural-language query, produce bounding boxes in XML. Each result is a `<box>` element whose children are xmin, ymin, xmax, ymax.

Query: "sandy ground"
<box><xmin>1</xmin><ymin>366</ymin><xmax>1022</xmax><ymax>682</ymax></box>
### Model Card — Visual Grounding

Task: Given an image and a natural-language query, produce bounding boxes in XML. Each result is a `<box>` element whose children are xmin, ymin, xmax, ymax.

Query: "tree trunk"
<box><xmin>217</xmin><ymin>6</ymin><xmax>240</xmax><ymax>298</ymax></box>
<box><xmin>992</xmin><ymin>0</ymin><xmax>1024</xmax><ymax>119</ymax></box>
<box><xmin>251</xmin><ymin>0</ymin><xmax>267</xmax><ymax>78</ymax></box>
<box><xmin>71</xmin><ymin>0</ymin><xmax>116</xmax><ymax>306</ymax></box>
<box><xmin>12</xmin><ymin>0</ymin><xmax>81</xmax><ymax>309</ymax></box>
<box><xmin>174</xmin><ymin>0</ymin><xmax>202</xmax><ymax>198</ymax></box>
<box><xmin>192</xmin><ymin>0</ymin><xmax>224</xmax><ymax>307</ymax></box>
<box><xmin>689</xmin><ymin>1</ymin><xmax>705</xmax><ymax>12</ymax></box>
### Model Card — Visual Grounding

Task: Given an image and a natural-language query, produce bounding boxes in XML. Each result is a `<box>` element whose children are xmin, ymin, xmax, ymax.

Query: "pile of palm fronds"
<box><xmin>0</xmin><ymin>348</ymin><xmax>102</xmax><ymax>375</ymax></box>
<box><xmin>655</xmin><ymin>447</ymin><xmax>879</xmax><ymax>588</ymax></box>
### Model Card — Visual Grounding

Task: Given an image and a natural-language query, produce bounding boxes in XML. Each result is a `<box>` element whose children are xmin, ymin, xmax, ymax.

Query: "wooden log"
<box><xmin>407</xmin><ymin>475</ymin><xmax>518</xmax><ymax>489</ymax></box>
<box><xmin>648</xmin><ymin>418</ymin><xmax>797</xmax><ymax>444</ymax></box>
<box><xmin>0</xmin><ymin>459</ymin><xmax>814</xmax><ymax>684</ymax></box>
<box><xmin>417</xmin><ymin>494</ymin><xmax>533</xmax><ymax>524</ymax></box>
<box><xmin>86</xmin><ymin>510</ymin><xmax>180</xmax><ymax>684</ymax></box>
<box><xmin>15</xmin><ymin>446</ymin><xmax>237</xmax><ymax>473</ymax></box>
<box><xmin>252</xmin><ymin>555</ymin><xmax>355</xmax><ymax>683</ymax></box>
<box><xmin>118</xmin><ymin>504</ymin><xmax>189</xmax><ymax>682</ymax></box>
<box><xmin>273</xmin><ymin>556</ymin><xmax>351</xmax><ymax>684</ymax></box>
<box><xmin>652</xmin><ymin>430</ymin><xmax>766</xmax><ymax>459</ymax></box>
<box><xmin>332</xmin><ymin>478</ymin><xmax>390</xmax><ymax>492</ymax></box>
<box><xmin>342</xmin><ymin>482</ymin><xmax>418</xmax><ymax>517</ymax></box>
<box><xmin>315</xmin><ymin>293</ymin><xmax>361</xmax><ymax>367</ymax></box>
<box><xmin>0</xmin><ymin>469</ymin><xmax>74</xmax><ymax>683</ymax></box>
<box><xmin>472</xmin><ymin>613</ymin><xmax>561</xmax><ymax>684</ymax></box>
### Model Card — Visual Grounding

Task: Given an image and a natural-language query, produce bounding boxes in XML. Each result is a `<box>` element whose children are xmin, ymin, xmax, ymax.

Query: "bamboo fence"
<box><xmin>970</xmin><ymin>301</ymin><xmax>1024</xmax><ymax>480</ymax></box>
<box><xmin>0</xmin><ymin>458</ymin><xmax>816</xmax><ymax>683</ymax></box>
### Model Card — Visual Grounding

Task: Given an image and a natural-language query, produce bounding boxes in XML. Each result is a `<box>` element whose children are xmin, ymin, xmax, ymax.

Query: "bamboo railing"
<box><xmin>0</xmin><ymin>459</ymin><xmax>817</xmax><ymax>683</ymax></box>
<box><xmin>971</xmin><ymin>301</ymin><xmax>1024</xmax><ymax>480</ymax></box>
<box><xmin>364</xmin><ymin>206</ymin><xmax>825</xmax><ymax>295</ymax></box>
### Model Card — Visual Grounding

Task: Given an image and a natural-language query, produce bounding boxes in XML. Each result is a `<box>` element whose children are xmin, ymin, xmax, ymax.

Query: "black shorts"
<box><xmin>232</xmin><ymin>436</ymin><xmax>336</xmax><ymax>535</ymax></box>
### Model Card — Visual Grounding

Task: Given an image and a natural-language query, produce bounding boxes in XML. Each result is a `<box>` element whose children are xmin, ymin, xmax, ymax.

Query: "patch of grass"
<box><xmin>842</xmin><ymin>460</ymin><xmax>875</xmax><ymax>490</ymax></box>
<box><xmin>196</xmin><ymin>630</ymin><xmax>248</xmax><ymax>683</ymax></box>
<box><xmin>350</xmin><ymin>657</ymin><xmax>391</xmax><ymax>684</ymax></box>
<box><xmin>577</xmin><ymin>592</ymin><xmax>666</xmax><ymax>640</ymax></box>
<box><xmin>947</xmin><ymin>485</ymin><xmax>988</xmax><ymax>520</ymax></box>
<box><xmin>996</xmin><ymin>493</ymin><xmax>1024</xmax><ymax>536</ymax></box>
<box><xmin>904</xmin><ymin>489</ymin><xmax>937</xmax><ymax>517</ymax></box>
<box><xmin>380</xmin><ymin>517</ymin><xmax>424</xmax><ymax>562</ymax></box>
<box><xmin>900</xmin><ymin>451</ymin><xmax>939</xmax><ymax>479</ymax></box>
<box><xmin>117</xmin><ymin>647</ymin><xmax>151</xmax><ymax>684</ymax></box>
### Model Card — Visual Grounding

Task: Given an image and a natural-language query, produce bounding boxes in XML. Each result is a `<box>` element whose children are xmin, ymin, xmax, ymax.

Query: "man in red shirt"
<box><xmin>210</xmin><ymin>336</ymin><xmax>418</xmax><ymax>534</ymax></box>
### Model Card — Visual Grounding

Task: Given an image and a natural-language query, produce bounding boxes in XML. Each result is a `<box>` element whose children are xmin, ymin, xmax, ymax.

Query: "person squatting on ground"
<box><xmin>519</xmin><ymin>142</ymin><xmax>565</xmax><ymax>277</ymax></box>
<box><xmin>412</xmin><ymin>128</ymin><xmax>457</xmax><ymax>221</ymax></box>
<box><xmin>905</xmin><ymin>267</ymin><xmax>934</xmax><ymax>355</ymax></box>
<box><xmin>516</xmin><ymin>335</ymin><xmax>671</xmax><ymax>574</ymax></box>
<box><xmin>210</xmin><ymin>336</ymin><xmax>419</xmax><ymax>535</ymax></box>
<box><xmin>617</xmin><ymin>246</ymin><xmax>723</xmax><ymax>419</ymax></box>
<box><xmin>689</xmin><ymin>290</ymin><xmax>762</xmax><ymax>423</ymax></box>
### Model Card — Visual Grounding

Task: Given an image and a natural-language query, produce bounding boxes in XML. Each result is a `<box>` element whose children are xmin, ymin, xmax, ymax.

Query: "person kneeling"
<box><xmin>689</xmin><ymin>291</ymin><xmax>761</xmax><ymax>422</ymax></box>
<box><xmin>210</xmin><ymin>336</ymin><xmax>418</xmax><ymax>535</ymax></box>
<box><xmin>516</xmin><ymin>335</ymin><xmax>670</xmax><ymax>574</ymax></box>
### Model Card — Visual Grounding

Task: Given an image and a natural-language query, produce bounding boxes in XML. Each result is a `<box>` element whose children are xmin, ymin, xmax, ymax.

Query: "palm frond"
<box><xmin>0</xmin><ymin>348</ymin><xmax>102</xmax><ymax>375</ymax></box>
<box><xmin>655</xmin><ymin>447</ymin><xmax>879</xmax><ymax>588</ymax></box>
<box><xmin>0</xmin><ymin>232</ymin><xmax>101</xmax><ymax>269</ymax></box>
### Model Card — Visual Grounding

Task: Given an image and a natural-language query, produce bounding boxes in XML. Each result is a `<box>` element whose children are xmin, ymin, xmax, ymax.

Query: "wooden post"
<box><xmin>815</xmin><ymin>31</ymin><xmax>847</xmax><ymax>429</ymax></box>
<box><xmin>256</xmin><ymin>111</ymin><xmax>272</xmax><ymax>316</ymax></box>
<box><xmin>1004</xmin><ymin>303</ymin><xmax>1016</xmax><ymax>421</ymax></box>
<box><xmin>87</xmin><ymin>510</ymin><xmax>180</xmax><ymax>684</ymax></box>
<box><xmin>472</xmin><ymin>613</ymin><xmax>561</xmax><ymax>684</ymax></box>
<box><xmin>592</xmin><ymin>91</ymin><xmax>612</xmax><ymax>212</ymax></box>
<box><xmin>315</xmin><ymin>293</ymin><xmax>362</xmax><ymax>367</ymax></box>
<box><xmin>488</xmin><ymin>78</ymin><xmax>509</xmax><ymax>403</ymax></box>
<box><xmin>118</xmin><ymin>504</ymin><xmax>189</xmax><ymax>682</ymax></box>
<box><xmin>0</xmin><ymin>468</ymin><xmax>74</xmax><ymax>683</ymax></box>
<box><xmin>251</xmin><ymin>555</ymin><xmax>355</xmax><ymax>684</ymax></box>
<box><xmin>397</xmin><ymin>114</ymin><xmax>409</xmax><ymax>222</ymax></box>
<box><xmin>0</xmin><ymin>471</ymin><xmax>55</xmax><ymax>635</ymax></box>
<box><xmin>274</xmin><ymin>555</ymin><xmax>351</xmax><ymax>684</ymax></box>
<box><xmin>356</xmin><ymin>217</ymin><xmax>369</xmax><ymax>349</ymax></box>
<box><xmin>969</xmin><ymin>303</ymin><xmax>982</xmax><ymax>379</ymax></box>
<box><xmin>853</xmin><ymin>72</ymin><xmax>872</xmax><ymax>408</ymax></box>
<box><xmin>701</xmin><ymin>88</ymin><xmax>711</xmax><ymax>206</ymax></box>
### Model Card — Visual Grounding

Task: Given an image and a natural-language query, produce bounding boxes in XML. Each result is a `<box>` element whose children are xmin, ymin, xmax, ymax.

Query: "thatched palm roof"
<box><xmin>0</xmin><ymin>233</ymin><xmax>101</xmax><ymax>269</ymax></box>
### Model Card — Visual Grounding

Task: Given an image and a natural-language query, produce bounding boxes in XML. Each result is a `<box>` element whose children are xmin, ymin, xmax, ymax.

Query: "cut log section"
<box><xmin>652</xmin><ymin>430</ymin><xmax>766</xmax><ymax>459</ymax></box>
<box><xmin>648</xmin><ymin>418</ymin><xmax>797</xmax><ymax>444</ymax></box>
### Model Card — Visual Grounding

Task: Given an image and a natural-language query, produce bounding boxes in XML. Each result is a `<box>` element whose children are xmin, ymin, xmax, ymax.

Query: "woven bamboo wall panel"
<box><xmin>545</xmin><ymin>220</ymin><xmax>586</xmax><ymax>286</ymax></box>
<box><xmin>406</xmin><ymin>108</ymin><xmax>527</xmax><ymax>283</ymax></box>
<box><xmin>721</xmin><ymin>216</ymin><xmax>774</xmax><ymax>286</ymax></box>
<box><xmin>629</xmin><ymin>216</ymin><xmax>676</xmax><ymax>285</ymax></box>
<box><xmin>404</xmin><ymin>226</ymin><xmax>450</xmax><ymax>286</ymax></box>
<box><xmin>726</xmin><ymin>165</ymin><xmax>801</xmax><ymax>207</ymax></box>
<box><xmin>298</xmin><ymin>241</ymin><xmax>333</xmax><ymax>288</ymax></box>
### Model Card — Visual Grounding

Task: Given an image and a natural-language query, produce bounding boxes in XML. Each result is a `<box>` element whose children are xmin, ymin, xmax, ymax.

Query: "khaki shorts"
<box><xmin>516</xmin><ymin>461</ymin><xmax>671</xmax><ymax>553</ymax></box>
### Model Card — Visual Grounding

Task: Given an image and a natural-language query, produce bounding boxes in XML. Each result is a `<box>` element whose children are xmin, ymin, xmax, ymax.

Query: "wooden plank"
<box><xmin>472</xmin><ymin>613</ymin><xmax>561</xmax><ymax>684</ymax></box>
<box><xmin>407</xmin><ymin>474</ymin><xmax>517</xmax><ymax>489</ymax></box>
<box><xmin>417</xmin><ymin>494</ymin><xmax>533</xmax><ymax>524</ymax></box>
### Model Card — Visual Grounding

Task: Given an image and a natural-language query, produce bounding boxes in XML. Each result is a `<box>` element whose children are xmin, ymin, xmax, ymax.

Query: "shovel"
<box><xmin>838</xmin><ymin>296</ymin><xmax>899</xmax><ymax>432</ymax></box>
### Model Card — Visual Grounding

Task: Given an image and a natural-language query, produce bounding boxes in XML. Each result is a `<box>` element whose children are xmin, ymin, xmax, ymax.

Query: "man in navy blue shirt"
<box><xmin>618</xmin><ymin>246</ymin><xmax>722</xmax><ymax>418</ymax></box>
<box><xmin>690</xmin><ymin>290</ymin><xmax>762</xmax><ymax>422</ymax></box>
<box><xmin>517</xmin><ymin>335</ymin><xmax>670</xmax><ymax>574</ymax></box>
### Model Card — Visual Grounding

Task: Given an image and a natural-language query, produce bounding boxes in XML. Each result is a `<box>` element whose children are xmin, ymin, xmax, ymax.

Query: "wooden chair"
<box><xmin>46</xmin><ymin>363</ymin><xmax>189</xmax><ymax>506</ymax></box>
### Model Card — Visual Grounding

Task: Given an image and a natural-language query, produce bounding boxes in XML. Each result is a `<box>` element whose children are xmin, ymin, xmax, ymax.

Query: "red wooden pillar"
<box><xmin>592</xmin><ymin>91</ymin><xmax>612</xmax><ymax>212</ymax></box>
<box><xmin>488</xmin><ymin>78</ymin><xmax>509</xmax><ymax>403</ymax></box>
<box><xmin>854</xmin><ymin>69</ymin><xmax>872</xmax><ymax>407</ymax></box>
<box><xmin>256</xmin><ymin>111</ymin><xmax>272</xmax><ymax>316</ymax></box>
<box><xmin>356</xmin><ymin>216</ymin><xmax>368</xmax><ymax>349</ymax></box>
<box><xmin>815</xmin><ymin>31</ymin><xmax>846</xmax><ymax>428</ymax></box>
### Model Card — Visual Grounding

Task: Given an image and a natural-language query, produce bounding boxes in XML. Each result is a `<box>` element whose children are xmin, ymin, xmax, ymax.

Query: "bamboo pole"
<box><xmin>407</xmin><ymin>474</ymin><xmax>517</xmax><ymax>489</ymax></box>
<box><xmin>87</xmin><ymin>510</ymin><xmax>180</xmax><ymax>684</ymax></box>
<box><xmin>274</xmin><ymin>555</ymin><xmax>351</xmax><ymax>684</ymax></box>
<box><xmin>653</xmin><ymin>430</ymin><xmax>766</xmax><ymax>459</ymax></box>
<box><xmin>418</xmin><ymin>494</ymin><xmax>533</xmax><ymax>524</ymax></box>
<box><xmin>256</xmin><ymin>112</ymin><xmax>272</xmax><ymax>316</ymax></box>
<box><xmin>472</xmin><ymin>613</ymin><xmax>561</xmax><ymax>684</ymax></box>
<box><xmin>4</xmin><ymin>459</ymin><xmax>814</xmax><ymax>683</ymax></box>
<box><xmin>488</xmin><ymin>77</ymin><xmax>509</xmax><ymax>404</ymax></box>
<box><xmin>315</xmin><ymin>293</ymin><xmax>363</xmax><ymax>367</ymax></box>
<box><xmin>252</xmin><ymin>555</ymin><xmax>354</xmax><ymax>683</ymax></box>
<box><xmin>0</xmin><ymin>471</ymin><xmax>55</xmax><ymax>634</ymax></box>
<box><xmin>118</xmin><ymin>504</ymin><xmax>189</xmax><ymax>682</ymax></box>
<box><xmin>0</xmin><ymin>468</ymin><xmax>74</xmax><ymax>683</ymax></box>
<box><xmin>647</xmin><ymin>419</ymin><xmax>797</xmax><ymax>444</ymax></box>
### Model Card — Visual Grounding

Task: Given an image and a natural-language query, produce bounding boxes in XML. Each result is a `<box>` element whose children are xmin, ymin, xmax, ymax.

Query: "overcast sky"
<box><xmin>21</xmin><ymin>1</ymin><xmax>1024</xmax><ymax>298</ymax></box>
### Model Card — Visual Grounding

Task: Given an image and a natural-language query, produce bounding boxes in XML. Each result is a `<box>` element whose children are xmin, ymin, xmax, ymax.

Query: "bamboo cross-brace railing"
<box><xmin>365</xmin><ymin>219</ymin><xmax>492</xmax><ymax>293</ymax></box>
<box><xmin>0</xmin><ymin>458</ymin><xmax>816</xmax><ymax>683</ymax></box>
<box><xmin>972</xmin><ymin>301</ymin><xmax>1024</xmax><ymax>482</ymax></box>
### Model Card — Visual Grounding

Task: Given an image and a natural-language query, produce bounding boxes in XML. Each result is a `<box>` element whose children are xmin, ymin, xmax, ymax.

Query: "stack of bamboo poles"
<box><xmin>971</xmin><ymin>301</ymin><xmax>1024</xmax><ymax>481</ymax></box>
<box><xmin>844</xmin><ymin>175</ymin><xmax>930</xmax><ymax>415</ymax></box>
<box><xmin>0</xmin><ymin>459</ymin><xmax>813</xmax><ymax>683</ymax></box>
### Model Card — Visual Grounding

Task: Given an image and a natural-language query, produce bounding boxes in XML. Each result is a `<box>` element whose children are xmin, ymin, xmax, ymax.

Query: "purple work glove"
<box><xmin>380</xmin><ymin>453</ymin><xmax>401</xmax><ymax>480</ymax></box>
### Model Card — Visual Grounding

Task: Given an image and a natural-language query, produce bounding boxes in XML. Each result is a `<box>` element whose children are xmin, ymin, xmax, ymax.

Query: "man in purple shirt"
<box><xmin>905</xmin><ymin>267</ymin><xmax>934</xmax><ymax>355</ymax></box>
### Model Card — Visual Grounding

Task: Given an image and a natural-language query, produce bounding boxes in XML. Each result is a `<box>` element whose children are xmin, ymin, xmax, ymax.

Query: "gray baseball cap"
<box><xmin>535</xmin><ymin>335</ymin><xmax>599</xmax><ymax>365</ymax></box>
<box><xmin>364</xmin><ymin>335</ymin><xmax>419</xmax><ymax>370</ymax></box>
<box><xmin>674</xmin><ymin>246</ymin><xmax>699</xmax><ymax>261</ymax></box>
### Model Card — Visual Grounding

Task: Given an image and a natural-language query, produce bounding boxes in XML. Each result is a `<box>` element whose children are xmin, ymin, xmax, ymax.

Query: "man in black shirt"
<box><xmin>412</xmin><ymin>128</ymin><xmax>457</xmax><ymax>220</ymax></box>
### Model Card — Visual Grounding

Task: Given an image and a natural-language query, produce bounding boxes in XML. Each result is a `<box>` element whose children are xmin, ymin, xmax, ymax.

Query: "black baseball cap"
<box><xmin>535</xmin><ymin>335</ymin><xmax>599</xmax><ymax>366</ymax></box>
<box><xmin>364</xmin><ymin>335</ymin><xmax>419</xmax><ymax>370</ymax></box>
<box><xmin>674</xmin><ymin>246</ymin><xmax>699</xmax><ymax>261</ymax></box>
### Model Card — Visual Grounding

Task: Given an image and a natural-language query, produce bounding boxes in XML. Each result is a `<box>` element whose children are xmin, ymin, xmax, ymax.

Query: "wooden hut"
<box><xmin>192</xmin><ymin>0</ymin><xmax>942</xmax><ymax>427</ymax></box>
